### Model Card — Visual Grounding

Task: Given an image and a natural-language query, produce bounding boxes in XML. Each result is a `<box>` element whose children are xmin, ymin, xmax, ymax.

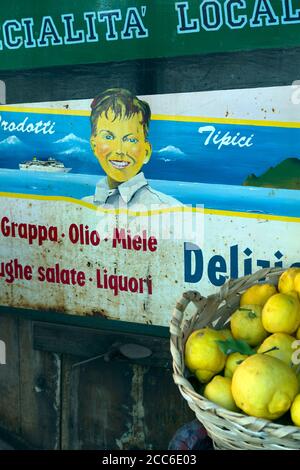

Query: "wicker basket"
<box><xmin>170</xmin><ymin>267</ymin><xmax>300</xmax><ymax>450</ymax></box>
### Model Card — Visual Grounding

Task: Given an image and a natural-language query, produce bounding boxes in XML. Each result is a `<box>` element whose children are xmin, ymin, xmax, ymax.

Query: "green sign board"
<box><xmin>1</xmin><ymin>0</ymin><xmax>300</xmax><ymax>71</ymax></box>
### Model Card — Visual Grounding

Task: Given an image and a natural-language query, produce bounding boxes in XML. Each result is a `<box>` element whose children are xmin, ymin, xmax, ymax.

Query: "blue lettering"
<box><xmin>121</xmin><ymin>7</ymin><xmax>148</xmax><ymax>39</ymax></box>
<box><xmin>184</xmin><ymin>242</ymin><xmax>203</xmax><ymax>283</ymax></box>
<box><xmin>61</xmin><ymin>14</ymin><xmax>85</xmax><ymax>44</ymax></box>
<box><xmin>281</xmin><ymin>0</ymin><xmax>300</xmax><ymax>24</ymax></box>
<box><xmin>250</xmin><ymin>0</ymin><xmax>279</xmax><ymax>27</ymax></box>
<box><xmin>21</xmin><ymin>18</ymin><xmax>36</xmax><ymax>48</ymax></box>
<box><xmin>84</xmin><ymin>12</ymin><xmax>99</xmax><ymax>42</ymax></box>
<box><xmin>175</xmin><ymin>1</ymin><xmax>200</xmax><ymax>33</ymax></box>
<box><xmin>256</xmin><ymin>259</ymin><xmax>270</xmax><ymax>269</ymax></box>
<box><xmin>200</xmin><ymin>0</ymin><xmax>223</xmax><ymax>31</ymax></box>
<box><xmin>3</xmin><ymin>20</ymin><xmax>23</xmax><ymax>49</ymax></box>
<box><xmin>98</xmin><ymin>10</ymin><xmax>121</xmax><ymax>41</ymax></box>
<box><xmin>37</xmin><ymin>16</ymin><xmax>63</xmax><ymax>46</ymax></box>
<box><xmin>243</xmin><ymin>247</ymin><xmax>253</xmax><ymax>275</ymax></box>
<box><xmin>274</xmin><ymin>250</ymin><xmax>284</xmax><ymax>268</ymax></box>
<box><xmin>230</xmin><ymin>244</ymin><xmax>239</xmax><ymax>278</ymax></box>
<box><xmin>208</xmin><ymin>255</ymin><xmax>227</xmax><ymax>286</ymax></box>
<box><xmin>224</xmin><ymin>0</ymin><xmax>247</xmax><ymax>29</ymax></box>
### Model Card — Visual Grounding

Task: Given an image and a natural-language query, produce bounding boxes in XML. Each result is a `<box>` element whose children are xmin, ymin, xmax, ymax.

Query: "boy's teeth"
<box><xmin>110</xmin><ymin>160</ymin><xmax>129</xmax><ymax>169</ymax></box>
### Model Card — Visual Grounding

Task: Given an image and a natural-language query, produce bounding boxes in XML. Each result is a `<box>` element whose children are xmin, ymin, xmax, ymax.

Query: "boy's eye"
<box><xmin>105</xmin><ymin>134</ymin><xmax>114</xmax><ymax>140</ymax></box>
<box><xmin>124</xmin><ymin>136</ymin><xmax>138</xmax><ymax>143</ymax></box>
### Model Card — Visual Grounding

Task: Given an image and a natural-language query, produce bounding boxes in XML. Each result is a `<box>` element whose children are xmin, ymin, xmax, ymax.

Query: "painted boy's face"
<box><xmin>91</xmin><ymin>109</ymin><xmax>151</xmax><ymax>183</ymax></box>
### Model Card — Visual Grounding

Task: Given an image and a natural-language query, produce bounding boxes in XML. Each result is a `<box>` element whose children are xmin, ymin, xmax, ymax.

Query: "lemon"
<box><xmin>230</xmin><ymin>304</ymin><xmax>268</xmax><ymax>346</ymax></box>
<box><xmin>232</xmin><ymin>354</ymin><xmax>299</xmax><ymax>420</ymax></box>
<box><xmin>185</xmin><ymin>328</ymin><xmax>226</xmax><ymax>383</ymax></box>
<box><xmin>257</xmin><ymin>333</ymin><xmax>295</xmax><ymax>366</ymax></box>
<box><xmin>278</xmin><ymin>268</ymin><xmax>300</xmax><ymax>294</ymax></box>
<box><xmin>240</xmin><ymin>283</ymin><xmax>277</xmax><ymax>307</ymax></box>
<box><xmin>224</xmin><ymin>352</ymin><xmax>248</xmax><ymax>378</ymax></box>
<box><xmin>204</xmin><ymin>375</ymin><xmax>238</xmax><ymax>412</ymax></box>
<box><xmin>290</xmin><ymin>394</ymin><xmax>300</xmax><ymax>426</ymax></box>
<box><xmin>262</xmin><ymin>293</ymin><xmax>300</xmax><ymax>334</ymax></box>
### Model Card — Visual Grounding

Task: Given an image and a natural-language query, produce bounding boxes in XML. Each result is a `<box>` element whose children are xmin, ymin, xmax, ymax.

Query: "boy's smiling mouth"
<box><xmin>109</xmin><ymin>160</ymin><xmax>131</xmax><ymax>169</ymax></box>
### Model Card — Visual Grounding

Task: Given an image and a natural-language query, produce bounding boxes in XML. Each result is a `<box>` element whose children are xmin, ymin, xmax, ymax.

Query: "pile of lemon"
<box><xmin>184</xmin><ymin>268</ymin><xmax>300</xmax><ymax>425</ymax></box>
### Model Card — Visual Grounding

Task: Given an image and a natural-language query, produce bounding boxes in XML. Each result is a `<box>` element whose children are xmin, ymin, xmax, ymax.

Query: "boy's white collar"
<box><xmin>94</xmin><ymin>172</ymin><xmax>148</xmax><ymax>204</ymax></box>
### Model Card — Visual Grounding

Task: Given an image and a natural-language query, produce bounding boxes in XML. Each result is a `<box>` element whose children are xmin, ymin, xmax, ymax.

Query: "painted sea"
<box><xmin>0</xmin><ymin>168</ymin><xmax>299</xmax><ymax>218</ymax></box>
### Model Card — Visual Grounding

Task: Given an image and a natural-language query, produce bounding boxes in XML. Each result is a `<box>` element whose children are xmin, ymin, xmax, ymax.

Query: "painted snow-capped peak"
<box><xmin>0</xmin><ymin>135</ymin><xmax>23</xmax><ymax>145</ymax></box>
<box><xmin>157</xmin><ymin>145</ymin><xmax>185</xmax><ymax>157</ymax></box>
<box><xmin>55</xmin><ymin>133</ymin><xmax>89</xmax><ymax>144</ymax></box>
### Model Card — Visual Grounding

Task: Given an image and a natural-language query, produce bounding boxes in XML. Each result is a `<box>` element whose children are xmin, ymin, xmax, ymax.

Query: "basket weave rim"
<box><xmin>170</xmin><ymin>267</ymin><xmax>300</xmax><ymax>449</ymax></box>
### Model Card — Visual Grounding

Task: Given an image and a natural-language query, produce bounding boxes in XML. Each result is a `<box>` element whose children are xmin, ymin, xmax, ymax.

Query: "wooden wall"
<box><xmin>0</xmin><ymin>313</ymin><xmax>193</xmax><ymax>449</ymax></box>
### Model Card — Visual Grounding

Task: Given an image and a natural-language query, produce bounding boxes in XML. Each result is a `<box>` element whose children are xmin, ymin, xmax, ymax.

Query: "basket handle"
<box><xmin>170</xmin><ymin>291</ymin><xmax>206</xmax><ymax>336</ymax></box>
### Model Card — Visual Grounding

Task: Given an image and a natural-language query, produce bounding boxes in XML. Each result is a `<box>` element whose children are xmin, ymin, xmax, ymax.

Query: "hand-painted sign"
<box><xmin>1</xmin><ymin>0</ymin><xmax>300</xmax><ymax>70</ymax></box>
<box><xmin>0</xmin><ymin>194</ymin><xmax>299</xmax><ymax>325</ymax></box>
<box><xmin>0</xmin><ymin>105</ymin><xmax>300</xmax><ymax>193</ymax></box>
<box><xmin>0</xmin><ymin>86</ymin><xmax>299</xmax><ymax>326</ymax></box>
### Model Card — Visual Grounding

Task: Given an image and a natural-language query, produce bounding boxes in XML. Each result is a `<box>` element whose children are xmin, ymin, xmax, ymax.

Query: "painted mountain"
<box><xmin>243</xmin><ymin>158</ymin><xmax>300</xmax><ymax>190</ymax></box>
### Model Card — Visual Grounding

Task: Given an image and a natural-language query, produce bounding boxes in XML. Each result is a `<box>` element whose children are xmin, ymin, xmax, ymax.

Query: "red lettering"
<box><xmin>0</xmin><ymin>258</ymin><xmax>32</xmax><ymax>284</ymax></box>
<box><xmin>0</xmin><ymin>216</ymin><xmax>58</xmax><ymax>246</ymax></box>
<box><xmin>112</xmin><ymin>228</ymin><xmax>158</xmax><ymax>252</ymax></box>
<box><xmin>68</xmin><ymin>223</ymin><xmax>100</xmax><ymax>246</ymax></box>
<box><xmin>38</xmin><ymin>264</ymin><xmax>86</xmax><ymax>286</ymax></box>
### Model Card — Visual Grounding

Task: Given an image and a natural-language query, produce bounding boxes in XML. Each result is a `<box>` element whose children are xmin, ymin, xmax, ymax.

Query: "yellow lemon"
<box><xmin>240</xmin><ymin>283</ymin><xmax>277</xmax><ymax>307</ymax></box>
<box><xmin>185</xmin><ymin>328</ymin><xmax>226</xmax><ymax>383</ymax></box>
<box><xmin>290</xmin><ymin>394</ymin><xmax>300</xmax><ymax>426</ymax></box>
<box><xmin>257</xmin><ymin>333</ymin><xmax>295</xmax><ymax>366</ymax></box>
<box><xmin>224</xmin><ymin>352</ymin><xmax>248</xmax><ymax>378</ymax></box>
<box><xmin>262</xmin><ymin>293</ymin><xmax>300</xmax><ymax>334</ymax></box>
<box><xmin>232</xmin><ymin>354</ymin><xmax>299</xmax><ymax>420</ymax></box>
<box><xmin>278</xmin><ymin>268</ymin><xmax>300</xmax><ymax>294</ymax></box>
<box><xmin>230</xmin><ymin>304</ymin><xmax>268</xmax><ymax>346</ymax></box>
<box><xmin>204</xmin><ymin>376</ymin><xmax>239</xmax><ymax>412</ymax></box>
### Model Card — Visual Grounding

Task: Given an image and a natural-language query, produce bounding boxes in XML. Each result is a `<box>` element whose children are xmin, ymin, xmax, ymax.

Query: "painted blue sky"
<box><xmin>0</xmin><ymin>109</ymin><xmax>300</xmax><ymax>185</ymax></box>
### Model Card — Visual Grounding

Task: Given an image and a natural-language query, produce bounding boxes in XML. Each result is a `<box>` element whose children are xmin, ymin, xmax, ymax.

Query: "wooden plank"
<box><xmin>18</xmin><ymin>318</ymin><xmax>61</xmax><ymax>449</ymax></box>
<box><xmin>1</xmin><ymin>47</ymin><xmax>300</xmax><ymax>104</ymax></box>
<box><xmin>143</xmin><ymin>366</ymin><xmax>194</xmax><ymax>449</ymax></box>
<box><xmin>0</xmin><ymin>313</ymin><xmax>20</xmax><ymax>436</ymax></box>
<box><xmin>33</xmin><ymin>322</ymin><xmax>171</xmax><ymax>369</ymax></box>
<box><xmin>61</xmin><ymin>355</ymin><xmax>193</xmax><ymax>450</ymax></box>
<box><xmin>61</xmin><ymin>354</ymin><xmax>135</xmax><ymax>450</ymax></box>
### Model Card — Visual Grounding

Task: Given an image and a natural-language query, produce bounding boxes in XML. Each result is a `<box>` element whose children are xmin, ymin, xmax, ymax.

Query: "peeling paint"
<box><xmin>116</xmin><ymin>365</ymin><xmax>148</xmax><ymax>450</ymax></box>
